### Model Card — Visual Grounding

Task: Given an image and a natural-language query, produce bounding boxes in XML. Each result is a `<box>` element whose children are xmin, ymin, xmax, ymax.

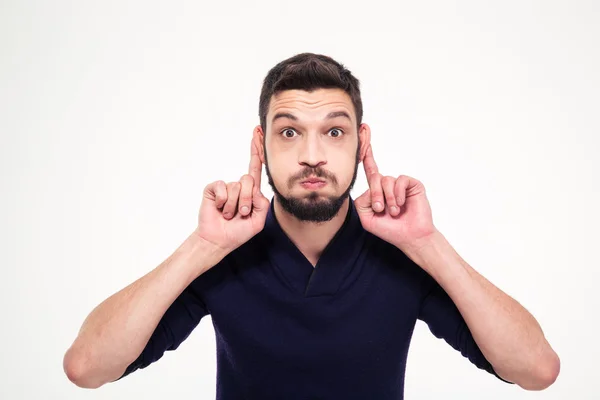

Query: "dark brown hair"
<box><xmin>258</xmin><ymin>53</ymin><xmax>363</xmax><ymax>132</ymax></box>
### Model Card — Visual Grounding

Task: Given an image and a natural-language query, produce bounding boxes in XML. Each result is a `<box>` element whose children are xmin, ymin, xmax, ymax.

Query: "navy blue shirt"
<box><xmin>120</xmin><ymin>196</ymin><xmax>510</xmax><ymax>399</ymax></box>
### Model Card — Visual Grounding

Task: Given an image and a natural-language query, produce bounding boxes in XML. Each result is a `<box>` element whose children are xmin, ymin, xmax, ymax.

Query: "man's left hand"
<box><xmin>354</xmin><ymin>144</ymin><xmax>437</xmax><ymax>251</ymax></box>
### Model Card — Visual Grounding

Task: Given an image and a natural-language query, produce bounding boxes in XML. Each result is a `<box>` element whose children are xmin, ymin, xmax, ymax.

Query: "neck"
<box><xmin>273</xmin><ymin>196</ymin><xmax>350</xmax><ymax>267</ymax></box>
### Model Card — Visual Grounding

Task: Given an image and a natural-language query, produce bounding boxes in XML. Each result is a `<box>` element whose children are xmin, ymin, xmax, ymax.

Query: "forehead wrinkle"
<box><xmin>271</xmin><ymin>89</ymin><xmax>352</xmax><ymax>109</ymax></box>
<box><xmin>270</xmin><ymin>101</ymin><xmax>353</xmax><ymax>121</ymax></box>
<box><xmin>271</xmin><ymin>108</ymin><xmax>354</xmax><ymax>128</ymax></box>
<box><xmin>267</xmin><ymin>89</ymin><xmax>356</xmax><ymax>128</ymax></box>
<box><xmin>274</xmin><ymin>99</ymin><xmax>350</xmax><ymax>110</ymax></box>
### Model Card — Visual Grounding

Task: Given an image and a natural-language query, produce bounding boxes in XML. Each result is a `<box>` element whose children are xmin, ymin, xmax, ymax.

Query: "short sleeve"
<box><xmin>418</xmin><ymin>273</ymin><xmax>514</xmax><ymax>384</ymax></box>
<box><xmin>116</xmin><ymin>277</ymin><xmax>210</xmax><ymax>380</ymax></box>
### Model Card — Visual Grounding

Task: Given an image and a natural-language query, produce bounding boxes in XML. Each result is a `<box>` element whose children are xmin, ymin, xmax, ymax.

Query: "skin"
<box><xmin>62</xmin><ymin>87</ymin><xmax>559</xmax><ymax>391</ymax></box>
<box><xmin>238</xmin><ymin>87</ymin><xmax>560</xmax><ymax>389</ymax></box>
<box><xmin>262</xmin><ymin>89</ymin><xmax>361</xmax><ymax>222</ymax></box>
<box><xmin>250</xmin><ymin>88</ymin><xmax>371</xmax><ymax>265</ymax></box>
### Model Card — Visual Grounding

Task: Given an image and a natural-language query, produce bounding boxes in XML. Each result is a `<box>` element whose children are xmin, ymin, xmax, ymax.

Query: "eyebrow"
<box><xmin>271</xmin><ymin>111</ymin><xmax>352</xmax><ymax>124</ymax></box>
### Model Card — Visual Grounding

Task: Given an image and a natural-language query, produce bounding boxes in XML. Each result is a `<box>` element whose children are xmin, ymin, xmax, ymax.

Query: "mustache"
<box><xmin>289</xmin><ymin>167</ymin><xmax>338</xmax><ymax>187</ymax></box>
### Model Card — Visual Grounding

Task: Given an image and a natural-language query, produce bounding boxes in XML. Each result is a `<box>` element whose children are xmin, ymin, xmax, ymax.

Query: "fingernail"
<box><xmin>241</xmin><ymin>206</ymin><xmax>249</xmax><ymax>214</ymax></box>
<box><xmin>223</xmin><ymin>212</ymin><xmax>231</xmax><ymax>218</ymax></box>
<box><xmin>390</xmin><ymin>206</ymin><xmax>398</xmax><ymax>214</ymax></box>
<box><xmin>374</xmin><ymin>202</ymin><xmax>382</xmax><ymax>211</ymax></box>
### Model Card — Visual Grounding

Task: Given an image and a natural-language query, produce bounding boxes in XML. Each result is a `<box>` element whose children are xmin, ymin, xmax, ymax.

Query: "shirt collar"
<box><xmin>261</xmin><ymin>195</ymin><xmax>368</xmax><ymax>297</ymax></box>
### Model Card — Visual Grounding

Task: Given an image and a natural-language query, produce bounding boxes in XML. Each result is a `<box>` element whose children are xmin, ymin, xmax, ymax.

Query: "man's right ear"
<box><xmin>253</xmin><ymin>125</ymin><xmax>266</xmax><ymax>164</ymax></box>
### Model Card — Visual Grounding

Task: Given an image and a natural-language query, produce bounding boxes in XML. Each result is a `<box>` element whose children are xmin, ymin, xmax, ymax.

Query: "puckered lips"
<box><xmin>299</xmin><ymin>176</ymin><xmax>326</xmax><ymax>189</ymax></box>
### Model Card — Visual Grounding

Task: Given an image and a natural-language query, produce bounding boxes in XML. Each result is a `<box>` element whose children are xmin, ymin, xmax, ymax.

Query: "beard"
<box><xmin>264</xmin><ymin>143</ymin><xmax>360</xmax><ymax>223</ymax></box>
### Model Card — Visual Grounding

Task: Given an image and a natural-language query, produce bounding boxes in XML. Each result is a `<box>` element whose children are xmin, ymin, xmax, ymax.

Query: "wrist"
<box><xmin>178</xmin><ymin>232</ymin><xmax>230</xmax><ymax>278</ymax></box>
<box><xmin>397</xmin><ymin>229</ymin><xmax>448</xmax><ymax>273</ymax></box>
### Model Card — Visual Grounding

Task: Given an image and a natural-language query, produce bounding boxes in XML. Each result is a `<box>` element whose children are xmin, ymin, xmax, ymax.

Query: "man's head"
<box><xmin>253</xmin><ymin>53</ymin><xmax>371</xmax><ymax>222</ymax></box>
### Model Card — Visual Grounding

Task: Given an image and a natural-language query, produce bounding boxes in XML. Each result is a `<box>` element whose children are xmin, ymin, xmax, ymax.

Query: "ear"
<box><xmin>253</xmin><ymin>125</ymin><xmax>266</xmax><ymax>164</ymax></box>
<box><xmin>358</xmin><ymin>123</ymin><xmax>371</xmax><ymax>163</ymax></box>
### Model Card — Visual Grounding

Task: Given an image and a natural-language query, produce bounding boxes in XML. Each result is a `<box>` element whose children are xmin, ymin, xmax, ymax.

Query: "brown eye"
<box><xmin>281</xmin><ymin>128</ymin><xmax>297</xmax><ymax>138</ymax></box>
<box><xmin>328</xmin><ymin>128</ymin><xmax>344</xmax><ymax>138</ymax></box>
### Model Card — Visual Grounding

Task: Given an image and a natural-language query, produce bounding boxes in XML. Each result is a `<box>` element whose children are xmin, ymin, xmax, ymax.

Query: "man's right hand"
<box><xmin>195</xmin><ymin>134</ymin><xmax>270</xmax><ymax>255</ymax></box>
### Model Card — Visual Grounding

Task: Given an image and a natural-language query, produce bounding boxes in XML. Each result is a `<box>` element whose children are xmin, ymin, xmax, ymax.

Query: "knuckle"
<box><xmin>216</xmin><ymin>191</ymin><xmax>227</xmax><ymax>201</ymax></box>
<box><xmin>240</xmin><ymin>174</ymin><xmax>254</xmax><ymax>185</ymax></box>
<box><xmin>368</xmin><ymin>175</ymin><xmax>380</xmax><ymax>185</ymax></box>
<box><xmin>372</xmin><ymin>190</ymin><xmax>383</xmax><ymax>199</ymax></box>
<box><xmin>240</xmin><ymin>190</ymin><xmax>252</xmax><ymax>201</ymax></box>
<box><xmin>223</xmin><ymin>201</ymin><xmax>235</xmax><ymax>213</ymax></box>
<box><xmin>239</xmin><ymin>194</ymin><xmax>252</xmax><ymax>203</ymax></box>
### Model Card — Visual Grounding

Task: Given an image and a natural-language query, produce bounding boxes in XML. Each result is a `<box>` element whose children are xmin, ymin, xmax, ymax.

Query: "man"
<box><xmin>63</xmin><ymin>53</ymin><xmax>560</xmax><ymax>399</ymax></box>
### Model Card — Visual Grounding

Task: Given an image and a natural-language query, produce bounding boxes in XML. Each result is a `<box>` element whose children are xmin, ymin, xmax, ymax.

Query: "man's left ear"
<box><xmin>358</xmin><ymin>123</ymin><xmax>371</xmax><ymax>163</ymax></box>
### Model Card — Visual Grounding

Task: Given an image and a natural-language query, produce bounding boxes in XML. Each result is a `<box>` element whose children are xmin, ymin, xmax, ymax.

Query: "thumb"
<box><xmin>354</xmin><ymin>188</ymin><xmax>372</xmax><ymax>213</ymax></box>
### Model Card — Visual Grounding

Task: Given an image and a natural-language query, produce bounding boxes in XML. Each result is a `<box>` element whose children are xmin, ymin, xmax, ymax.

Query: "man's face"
<box><xmin>260</xmin><ymin>88</ymin><xmax>369</xmax><ymax>222</ymax></box>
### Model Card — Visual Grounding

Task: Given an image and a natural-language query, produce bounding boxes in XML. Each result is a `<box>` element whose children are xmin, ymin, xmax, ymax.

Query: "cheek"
<box><xmin>328</xmin><ymin>155</ymin><xmax>358</xmax><ymax>185</ymax></box>
<box><xmin>331</xmin><ymin>152</ymin><xmax>356</xmax><ymax>170</ymax></box>
<box><xmin>266</xmin><ymin>156</ymin><xmax>291</xmax><ymax>178</ymax></box>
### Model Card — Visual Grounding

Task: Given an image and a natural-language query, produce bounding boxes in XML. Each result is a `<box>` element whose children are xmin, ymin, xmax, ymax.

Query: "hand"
<box><xmin>354</xmin><ymin>144</ymin><xmax>437</xmax><ymax>250</ymax></box>
<box><xmin>194</xmin><ymin>135</ymin><xmax>270</xmax><ymax>254</ymax></box>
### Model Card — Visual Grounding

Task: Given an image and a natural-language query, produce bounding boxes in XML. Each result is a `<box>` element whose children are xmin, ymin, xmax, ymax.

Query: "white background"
<box><xmin>1</xmin><ymin>1</ymin><xmax>598</xmax><ymax>399</ymax></box>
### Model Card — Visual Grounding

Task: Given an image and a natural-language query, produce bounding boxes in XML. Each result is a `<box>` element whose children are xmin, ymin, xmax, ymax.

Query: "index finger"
<box><xmin>363</xmin><ymin>144</ymin><xmax>379</xmax><ymax>177</ymax></box>
<box><xmin>248</xmin><ymin>136</ymin><xmax>262</xmax><ymax>190</ymax></box>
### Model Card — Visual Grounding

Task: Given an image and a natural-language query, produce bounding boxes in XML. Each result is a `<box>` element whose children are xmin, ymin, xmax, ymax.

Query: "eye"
<box><xmin>328</xmin><ymin>128</ymin><xmax>344</xmax><ymax>138</ymax></box>
<box><xmin>280</xmin><ymin>128</ymin><xmax>298</xmax><ymax>138</ymax></box>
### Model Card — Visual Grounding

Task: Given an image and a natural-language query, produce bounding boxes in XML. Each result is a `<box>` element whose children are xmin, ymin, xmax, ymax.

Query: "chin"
<box><xmin>296</xmin><ymin>190</ymin><xmax>336</xmax><ymax>200</ymax></box>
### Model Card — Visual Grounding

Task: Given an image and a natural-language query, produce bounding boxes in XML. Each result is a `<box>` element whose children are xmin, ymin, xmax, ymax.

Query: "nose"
<box><xmin>298</xmin><ymin>132</ymin><xmax>327</xmax><ymax>169</ymax></box>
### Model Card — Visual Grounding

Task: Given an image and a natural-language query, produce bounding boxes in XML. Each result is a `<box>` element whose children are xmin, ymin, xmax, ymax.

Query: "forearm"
<box><xmin>402</xmin><ymin>230</ymin><xmax>560</xmax><ymax>390</ymax></box>
<box><xmin>63</xmin><ymin>232</ymin><xmax>227</xmax><ymax>388</ymax></box>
